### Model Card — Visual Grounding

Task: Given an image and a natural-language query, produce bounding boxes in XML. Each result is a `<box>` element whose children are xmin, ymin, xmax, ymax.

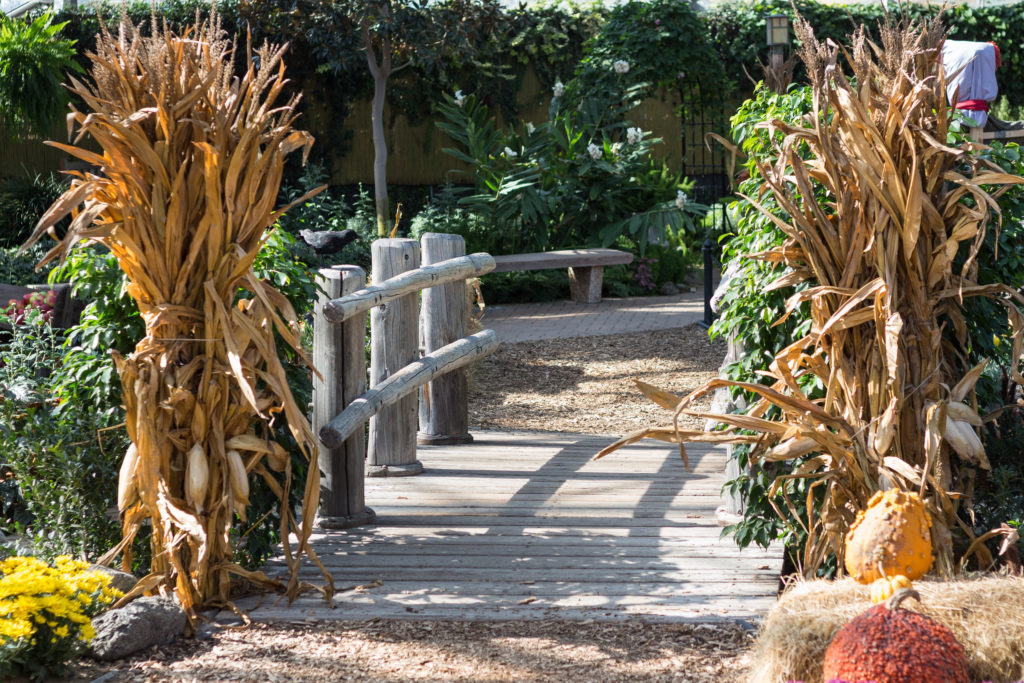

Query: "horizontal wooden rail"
<box><xmin>320</xmin><ymin>329</ymin><xmax>499</xmax><ymax>449</ymax></box>
<box><xmin>322</xmin><ymin>252</ymin><xmax>495</xmax><ymax>324</ymax></box>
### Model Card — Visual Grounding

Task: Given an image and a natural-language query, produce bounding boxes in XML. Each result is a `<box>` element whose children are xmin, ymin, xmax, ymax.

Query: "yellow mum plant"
<box><xmin>0</xmin><ymin>555</ymin><xmax>121</xmax><ymax>680</ymax></box>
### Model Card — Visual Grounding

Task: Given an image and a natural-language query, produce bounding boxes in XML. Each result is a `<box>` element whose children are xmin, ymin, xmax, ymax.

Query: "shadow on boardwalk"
<box><xmin>236</xmin><ymin>431</ymin><xmax>781</xmax><ymax>624</ymax></box>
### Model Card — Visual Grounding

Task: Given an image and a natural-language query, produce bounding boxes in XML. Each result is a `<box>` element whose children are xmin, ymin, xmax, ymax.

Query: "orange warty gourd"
<box><xmin>844</xmin><ymin>489</ymin><xmax>933</xmax><ymax>583</ymax></box>
<box><xmin>823</xmin><ymin>589</ymin><xmax>969</xmax><ymax>683</ymax></box>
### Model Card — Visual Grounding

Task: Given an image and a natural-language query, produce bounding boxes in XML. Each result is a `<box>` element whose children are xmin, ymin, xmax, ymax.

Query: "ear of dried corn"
<box><xmin>22</xmin><ymin>14</ymin><xmax>331</xmax><ymax>620</ymax></box>
<box><xmin>601</xmin><ymin>16</ymin><xmax>1024</xmax><ymax>577</ymax></box>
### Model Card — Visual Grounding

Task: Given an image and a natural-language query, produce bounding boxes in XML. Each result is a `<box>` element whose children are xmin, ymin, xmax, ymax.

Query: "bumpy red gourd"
<box><xmin>822</xmin><ymin>589</ymin><xmax>969</xmax><ymax>683</ymax></box>
<box><xmin>844</xmin><ymin>489</ymin><xmax>933</xmax><ymax>583</ymax></box>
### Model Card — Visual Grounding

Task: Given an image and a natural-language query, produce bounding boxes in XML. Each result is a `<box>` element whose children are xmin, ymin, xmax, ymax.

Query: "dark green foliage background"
<box><xmin>43</xmin><ymin>0</ymin><xmax>1024</xmax><ymax>165</ymax></box>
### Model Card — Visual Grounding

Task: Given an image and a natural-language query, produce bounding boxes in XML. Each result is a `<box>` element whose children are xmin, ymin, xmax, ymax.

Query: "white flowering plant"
<box><xmin>437</xmin><ymin>90</ymin><xmax>706</xmax><ymax>257</ymax></box>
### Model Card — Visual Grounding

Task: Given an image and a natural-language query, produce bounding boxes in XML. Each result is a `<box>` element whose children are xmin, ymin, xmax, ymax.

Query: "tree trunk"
<box><xmin>371</xmin><ymin>71</ymin><xmax>389</xmax><ymax>237</ymax></box>
<box><xmin>363</xmin><ymin>7</ymin><xmax>392</xmax><ymax>238</ymax></box>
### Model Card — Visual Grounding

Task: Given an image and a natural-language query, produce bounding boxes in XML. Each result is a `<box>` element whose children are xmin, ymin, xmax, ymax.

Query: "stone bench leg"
<box><xmin>568</xmin><ymin>266</ymin><xmax>603</xmax><ymax>303</ymax></box>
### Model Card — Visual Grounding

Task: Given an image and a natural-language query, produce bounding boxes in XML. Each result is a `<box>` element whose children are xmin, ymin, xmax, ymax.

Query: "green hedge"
<box><xmin>41</xmin><ymin>1</ymin><xmax>1024</xmax><ymax>172</ymax></box>
<box><xmin>708</xmin><ymin>0</ymin><xmax>1024</xmax><ymax>110</ymax></box>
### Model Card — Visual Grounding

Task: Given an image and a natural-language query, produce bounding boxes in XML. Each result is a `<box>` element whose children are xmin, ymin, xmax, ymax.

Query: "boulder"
<box><xmin>88</xmin><ymin>596</ymin><xmax>186</xmax><ymax>661</ymax></box>
<box><xmin>88</xmin><ymin>564</ymin><xmax>138</xmax><ymax>595</ymax></box>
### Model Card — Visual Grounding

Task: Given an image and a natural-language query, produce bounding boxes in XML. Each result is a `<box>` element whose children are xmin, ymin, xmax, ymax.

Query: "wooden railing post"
<box><xmin>418</xmin><ymin>233</ymin><xmax>473</xmax><ymax>445</ymax></box>
<box><xmin>368</xmin><ymin>238</ymin><xmax>423</xmax><ymax>476</ymax></box>
<box><xmin>313</xmin><ymin>265</ymin><xmax>375</xmax><ymax>529</ymax></box>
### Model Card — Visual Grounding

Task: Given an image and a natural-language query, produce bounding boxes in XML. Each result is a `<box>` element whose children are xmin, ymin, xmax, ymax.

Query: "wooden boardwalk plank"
<box><xmin>239</xmin><ymin>431</ymin><xmax>782</xmax><ymax>624</ymax></box>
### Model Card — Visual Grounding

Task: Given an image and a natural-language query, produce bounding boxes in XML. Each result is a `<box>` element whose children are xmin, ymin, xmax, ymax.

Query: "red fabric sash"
<box><xmin>989</xmin><ymin>42</ymin><xmax>1002</xmax><ymax>68</ymax></box>
<box><xmin>956</xmin><ymin>99</ymin><xmax>990</xmax><ymax>112</ymax></box>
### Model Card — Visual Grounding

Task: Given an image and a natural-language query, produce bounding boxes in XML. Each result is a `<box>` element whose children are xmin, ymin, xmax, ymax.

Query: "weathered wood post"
<box><xmin>418</xmin><ymin>233</ymin><xmax>473</xmax><ymax>445</ymax></box>
<box><xmin>368</xmin><ymin>238</ymin><xmax>423</xmax><ymax>476</ymax></box>
<box><xmin>313</xmin><ymin>266</ymin><xmax>375</xmax><ymax>529</ymax></box>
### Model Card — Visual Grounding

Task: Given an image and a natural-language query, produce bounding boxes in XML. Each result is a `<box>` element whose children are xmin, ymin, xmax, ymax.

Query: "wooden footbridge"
<box><xmin>233</xmin><ymin>235</ymin><xmax>783</xmax><ymax>624</ymax></box>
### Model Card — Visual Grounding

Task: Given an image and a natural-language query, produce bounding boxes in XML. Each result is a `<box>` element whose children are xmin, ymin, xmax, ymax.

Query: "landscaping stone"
<box><xmin>88</xmin><ymin>564</ymin><xmax>138</xmax><ymax>595</ymax></box>
<box><xmin>89</xmin><ymin>596</ymin><xmax>186</xmax><ymax>661</ymax></box>
<box><xmin>658</xmin><ymin>282</ymin><xmax>679</xmax><ymax>295</ymax></box>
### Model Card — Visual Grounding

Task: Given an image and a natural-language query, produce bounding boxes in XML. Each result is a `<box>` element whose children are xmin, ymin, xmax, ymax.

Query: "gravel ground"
<box><xmin>75</xmin><ymin>323</ymin><xmax>741</xmax><ymax>683</ymax></box>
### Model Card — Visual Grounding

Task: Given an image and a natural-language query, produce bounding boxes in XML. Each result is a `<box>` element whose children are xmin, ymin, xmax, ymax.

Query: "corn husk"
<box><xmin>22</xmin><ymin>14</ymin><xmax>332</xmax><ymax>620</ymax></box>
<box><xmin>600</xmin><ymin>17</ymin><xmax>1024</xmax><ymax>577</ymax></box>
<box><xmin>117</xmin><ymin>443</ymin><xmax>139</xmax><ymax>512</ymax></box>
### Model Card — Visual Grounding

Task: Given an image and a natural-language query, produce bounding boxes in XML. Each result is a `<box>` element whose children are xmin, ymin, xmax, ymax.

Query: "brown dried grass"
<box><xmin>22</xmin><ymin>14</ymin><xmax>330</xmax><ymax>621</ymax></box>
<box><xmin>749</xmin><ymin>574</ymin><xmax>1024</xmax><ymax>683</ymax></box>
<box><xmin>599</xmin><ymin>16</ymin><xmax>1024</xmax><ymax>577</ymax></box>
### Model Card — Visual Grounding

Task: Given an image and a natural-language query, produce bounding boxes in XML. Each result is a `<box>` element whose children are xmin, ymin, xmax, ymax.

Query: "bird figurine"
<box><xmin>298</xmin><ymin>228</ymin><xmax>360</xmax><ymax>255</ymax></box>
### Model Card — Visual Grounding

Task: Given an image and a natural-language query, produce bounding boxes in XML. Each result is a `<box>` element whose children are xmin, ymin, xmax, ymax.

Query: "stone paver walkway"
<box><xmin>482</xmin><ymin>290</ymin><xmax>707</xmax><ymax>343</ymax></box>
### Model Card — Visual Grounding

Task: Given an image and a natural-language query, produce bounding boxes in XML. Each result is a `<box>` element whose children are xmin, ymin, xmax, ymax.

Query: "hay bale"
<box><xmin>749</xmin><ymin>574</ymin><xmax>1024</xmax><ymax>683</ymax></box>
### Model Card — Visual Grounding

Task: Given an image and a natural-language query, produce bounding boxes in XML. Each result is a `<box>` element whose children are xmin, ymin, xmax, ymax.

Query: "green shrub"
<box><xmin>0</xmin><ymin>244</ymin><xmax>48</xmax><ymax>287</ymax></box>
<box><xmin>0</xmin><ymin>13</ymin><xmax>81</xmax><ymax>138</ymax></box>
<box><xmin>438</xmin><ymin>89</ymin><xmax>705</xmax><ymax>256</ymax></box>
<box><xmin>0</xmin><ymin>174</ymin><xmax>67</xmax><ymax>250</ymax></box>
<box><xmin>0</xmin><ymin>307</ymin><xmax>127</xmax><ymax>562</ymax></box>
<box><xmin>408</xmin><ymin>183</ymin><xmax>496</xmax><ymax>254</ymax></box>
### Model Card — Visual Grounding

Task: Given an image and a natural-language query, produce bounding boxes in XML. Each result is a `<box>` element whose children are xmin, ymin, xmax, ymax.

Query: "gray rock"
<box><xmin>88</xmin><ymin>564</ymin><xmax>138</xmax><ymax>595</ymax></box>
<box><xmin>89</xmin><ymin>596</ymin><xmax>186</xmax><ymax>661</ymax></box>
<box><xmin>658</xmin><ymin>282</ymin><xmax>680</xmax><ymax>296</ymax></box>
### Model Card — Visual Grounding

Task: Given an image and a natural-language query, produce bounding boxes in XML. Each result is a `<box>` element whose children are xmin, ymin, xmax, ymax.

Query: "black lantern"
<box><xmin>766</xmin><ymin>14</ymin><xmax>790</xmax><ymax>48</ymax></box>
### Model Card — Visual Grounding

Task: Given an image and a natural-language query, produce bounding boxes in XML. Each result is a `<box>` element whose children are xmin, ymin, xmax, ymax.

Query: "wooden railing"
<box><xmin>312</xmin><ymin>233</ymin><xmax>498</xmax><ymax>529</ymax></box>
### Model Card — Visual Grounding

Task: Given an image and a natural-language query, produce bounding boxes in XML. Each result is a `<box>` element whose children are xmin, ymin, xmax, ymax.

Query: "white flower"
<box><xmin>454</xmin><ymin>90</ymin><xmax>465</xmax><ymax>107</ymax></box>
<box><xmin>626</xmin><ymin>127</ymin><xmax>643</xmax><ymax>145</ymax></box>
<box><xmin>552</xmin><ymin>81</ymin><xmax>565</xmax><ymax>98</ymax></box>
<box><xmin>613</xmin><ymin>60</ymin><xmax>630</xmax><ymax>74</ymax></box>
<box><xmin>526</xmin><ymin>122</ymin><xmax>536</xmax><ymax>134</ymax></box>
<box><xmin>611</xmin><ymin>142</ymin><xmax>623</xmax><ymax>156</ymax></box>
<box><xmin>587</xmin><ymin>143</ymin><xmax>602</xmax><ymax>161</ymax></box>
<box><xmin>675</xmin><ymin>190</ymin><xmax>689</xmax><ymax>210</ymax></box>
<box><xmin>504</xmin><ymin>146</ymin><xmax>518</xmax><ymax>159</ymax></box>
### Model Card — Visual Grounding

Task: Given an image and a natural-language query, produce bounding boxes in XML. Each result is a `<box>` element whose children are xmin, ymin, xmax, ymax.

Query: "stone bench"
<box><xmin>490</xmin><ymin>248</ymin><xmax>633</xmax><ymax>303</ymax></box>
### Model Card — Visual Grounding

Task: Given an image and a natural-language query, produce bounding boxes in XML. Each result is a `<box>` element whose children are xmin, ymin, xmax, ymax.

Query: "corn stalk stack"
<box><xmin>22</xmin><ymin>15</ymin><xmax>331</xmax><ymax>620</ymax></box>
<box><xmin>600</xmin><ymin>17</ymin><xmax>1024</xmax><ymax>577</ymax></box>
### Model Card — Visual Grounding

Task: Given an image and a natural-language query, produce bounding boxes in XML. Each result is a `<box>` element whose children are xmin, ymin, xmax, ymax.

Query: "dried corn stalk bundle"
<box><xmin>600</xmin><ymin>17</ymin><xmax>1024</xmax><ymax>577</ymax></box>
<box><xmin>21</xmin><ymin>14</ymin><xmax>331</xmax><ymax>619</ymax></box>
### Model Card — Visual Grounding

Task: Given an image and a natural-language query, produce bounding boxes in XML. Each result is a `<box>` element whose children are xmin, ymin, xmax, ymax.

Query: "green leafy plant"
<box><xmin>0</xmin><ymin>12</ymin><xmax>81</xmax><ymax>138</ymax></box>
<box><xmin>0</xmin><ymin>244</ymin><xmax>49</xmax><ymax>286</ymax></box>
<box><xmin>438</xmin><ymin>90</ymin><xmax>704</xmax><ymax>256</ymax></box>
<box><xmin>0</xmin><ymin>174</ymin><xmax>67</xmax><ymax>249</ymax></box>
<box><xmin>49</xmin><ymin>248</ymin><xmax>144</xmax><ymax>415</ymax></box>
<box><xmin>0</xmin><ymin>304</ymin><xmax>127</xmax><ymax>562</ymax></box>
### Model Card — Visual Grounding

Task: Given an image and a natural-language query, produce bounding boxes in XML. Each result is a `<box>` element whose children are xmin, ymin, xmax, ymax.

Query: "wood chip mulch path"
<box><xmin>469</xmin><ymin>323</ymin><xmax>726</xmax><ymax>435</ymax></box>
<box><xmin>77</xmin><ymin>619</ymin><xmax>754</xmax><ymax>682</ymax></box>
<box><xmin>78</xmin><ymin>323</ymin><xmax>749</xmax><ymax>682</ymax></box>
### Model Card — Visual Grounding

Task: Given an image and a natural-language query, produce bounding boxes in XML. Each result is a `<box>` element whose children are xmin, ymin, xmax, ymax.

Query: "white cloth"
<box><xmin>942</xmin><ymin>40</ymin><xmax>999</xmax><ymax>128</ymax></box>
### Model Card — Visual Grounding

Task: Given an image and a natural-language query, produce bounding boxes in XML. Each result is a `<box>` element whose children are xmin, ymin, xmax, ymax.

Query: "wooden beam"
<box><xmin>323</xmin><ymin>252</ymin><xmax>495</xmax><ymax>324</ymax></box>
<box><xmin>321</xmin><ymin>330</ymin><xmax>499</xmax><ymax>450</ymax></box>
